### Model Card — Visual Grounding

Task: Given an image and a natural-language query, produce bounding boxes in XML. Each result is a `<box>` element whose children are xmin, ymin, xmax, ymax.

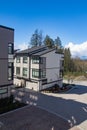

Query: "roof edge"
<box><xmin>0</xmin><ymin>25</ymin><xmax>14</xmax><ymax>31</ymax></box>
<box><xmin>33</xmin><ymin>48</ymin><xmax>56</xmax><ymax>56</ymax></box>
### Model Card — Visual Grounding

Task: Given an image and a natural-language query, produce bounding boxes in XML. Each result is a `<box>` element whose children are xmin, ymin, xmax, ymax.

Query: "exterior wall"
<box><xmin>26</xmin><ymin>81</ymin><xmax>38</xmax><ymax>91</ymax></box>
<box><xmin>14</xmin><ymin>57</ymin><xmax>29</xmax><ymax>79</ymax></box>
<box><xmin>41</xmin><ymin>51</ymin><xmax>63</xmax><ymax>85</ymax></box>
<box><xmin>0</xmin><ymin>85</ymin><xmax>13</xmax><ymax>99</ymax></box>
<box><xmin>14</xmin><ymin>78</ymin><xmax>22</xmax><ymax>86</ymax></box>
<box><xmin>39</xmin><ymin>80</ymin><xmax>62</xmax><ymax>91</ymax></box>
<box><xmin>14</xmin><ymin>56</ymin><xmax>30</xmax><ymax>87</ymax></box>
<box><xmin>0</xmin><ymin>26</ymin><xmax>14</xmax><ymax>97</ymax></box>
<box><xmin>0</xmin><ymin>26</ymin><xmax>14</xmax><ymax>85</ymax></box>
<box><xmin>30</xmin><ymin>58</ymin><xmax>39</xmax><ymax>80</ymax></box>
<box><xmin>14</xmin><ymin>49</ymin><xmax>64</xmax><ymax>91</ymax></box>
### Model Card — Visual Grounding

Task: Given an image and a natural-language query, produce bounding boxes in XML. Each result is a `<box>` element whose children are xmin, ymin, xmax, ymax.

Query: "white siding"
<box><xmin>14</xmin><ymin>78</ymin><xmax>21</xmax><ymax>86</ymax></box>
<box><xmin>14</xmin><ymin>57</ymin><xmax>29</xmax><ymax>78</ymax></box>
<box><xmin>26</xmin><ymin>81</ymin><xmax>38</xmax><ymax>91</ymax></box>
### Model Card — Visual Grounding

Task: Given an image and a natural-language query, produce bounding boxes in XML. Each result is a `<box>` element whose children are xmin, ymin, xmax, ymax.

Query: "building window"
<box><xmin>32</xmin><ymin>69</ymin><xmax>39</xmax><ymax>78</ymax></box>
<box><xmin>8</xmin><ymin>62</ymin><xmax>13</xmax><ymax>80</ymax></box>
<box><xmin>23</xmin><ymin>56</ymin><xmax>28</xmax><ymax>63</ymax></box>
<box><xmin>60</xmin><ymin>60</ymin><xmax>64</xmax><ymax>68</ymax></box>
<box><xmin>8</xmin><ymin>43</ymin><xmax>14</xmax><ymax>54</ymax></box>
<box><xmin>0</xmin><ymin>88</ymin><xmax>8</xmax><ymax>94</ymax></box>
<box><xmin>16</xmin><ymin>56</ymin><xmax>20</xmax><ymax>63</ymax></box>
<box><xmin>32</xmin><ymin>69</ymin><xmax>46</xmax><ymax>78</ymax></box>
<box><xmin>59</xmin><ymin>70</ymin><xmax>63</xmax><ymax>78</ymax></box>
<box><xmin>16</xmin><ymin>67</ymin><xmax>20</xmax><ymax>75</ymax></box>
<box><xmin>40</xmin><ymin>70</ymin><xmax>46</xmax><ymax>78</ymax></box>
<box><xmin>40</xmin><ymin>58</ymin><xmax>43</xmax><ymax>64</ymax></box>
<box><xmin>32</xmin><ymin>57</ymin><xmax>39</xmax><ymax>64</ymax></box>
<box><xmin>23</xmin><ymin>68</ymin><xmax>27</xmax><ymax>77</ymax></box>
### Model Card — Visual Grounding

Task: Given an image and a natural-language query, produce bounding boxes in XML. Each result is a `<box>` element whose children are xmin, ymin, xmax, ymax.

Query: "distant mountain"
<box><xmin>81</xmin><ymin>56</ymin><xmax>87</xmax><ymax>60</ymax></box>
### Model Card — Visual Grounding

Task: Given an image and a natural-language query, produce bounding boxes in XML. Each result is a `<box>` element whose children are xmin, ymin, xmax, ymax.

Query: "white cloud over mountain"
<box><xmin>65</xmin><ymin>41</ymin><xmax>87</xmax><ymax>58</ymax></box>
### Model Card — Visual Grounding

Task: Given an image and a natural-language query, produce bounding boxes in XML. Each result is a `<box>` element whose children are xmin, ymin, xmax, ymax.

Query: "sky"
<box><xmin>0</xmin><ymin>0</ymin><xmax>87</xmax><ymax>58</ymax></box>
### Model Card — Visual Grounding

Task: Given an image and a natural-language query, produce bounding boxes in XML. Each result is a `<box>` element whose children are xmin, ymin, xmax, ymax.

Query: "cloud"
<box><xmin>14</xmin><ymin>42</ymin><xmax>29</xmax><ymax>50</ymax></box>
<box><xmin>65</xmin><ymin>41</ymin><xmax>87</xmax><ymax>58</ymax></box>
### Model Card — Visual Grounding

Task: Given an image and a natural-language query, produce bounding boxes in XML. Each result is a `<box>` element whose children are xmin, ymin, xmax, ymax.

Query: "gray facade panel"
<box><xmin>0</xmin><ymin>26</ymin><xmax>14</xmax><ymax>89</ymax></box>
<box><xmin>0</xmin><ymin>27</ymin><xmax>14</xmax><ymax>58</ymax></box>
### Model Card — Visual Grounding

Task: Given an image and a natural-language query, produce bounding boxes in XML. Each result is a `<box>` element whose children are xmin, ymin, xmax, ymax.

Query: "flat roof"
<box><xmin>0</xmin><ymin>25</ymin><xmax>14</xmax><ymax>31</ymax></box>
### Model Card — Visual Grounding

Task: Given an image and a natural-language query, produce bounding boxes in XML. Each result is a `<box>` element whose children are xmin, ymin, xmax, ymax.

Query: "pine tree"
<box><xmin>44</xmin><ymin>35</ymin><xmax>54</xmax><ymax>48</ymax></box>
<box><xmin>30</xmin><ymin>29</ymin><xmax>43</xmax><ymax>47</ymax></box>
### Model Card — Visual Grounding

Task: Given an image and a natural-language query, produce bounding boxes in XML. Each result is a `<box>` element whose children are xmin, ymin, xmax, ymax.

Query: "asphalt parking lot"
<box><xmin>10</xmin><ymin>82</ymin><xmax>87</xmax><ymax>129</ymax></box>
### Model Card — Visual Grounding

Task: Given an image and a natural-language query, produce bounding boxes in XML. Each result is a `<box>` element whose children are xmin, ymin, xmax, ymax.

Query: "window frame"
<box><xmin>32</xmin><ymin>69</ymin><xmax>46</xmax><ymax>78</ymax></box>
<box><xmin>8</xmin><ymin>62</ymin><xmax>13</xmax><ymax>80</ymax></box>
<box><xmin>23</xmin><ymin>67</ymin><xmax>28</xmax><ymax>77</ymax></box>
<box><xmin>16</xmin><ymin>56</ymin><xmax>20</xmax><ymax>63</ymax></box>
<box><xmin>8</xmin><ymin>42</ymin><xmax>14</xmax><ymax>54</ymax></box>
<box><xmin>32</xmin><ymin>56</ymin><xmax>39</xmax><ymax>64</ymax></box>
<box><xmin>32</xmin><ymin>69</ymin><xmax>39</xmax><ymax>78</ymax></box>
<box><xmin>16</xmin><ymin>67</ymin><xmax>20</xmax><ymax>75</ymax></box>
<box><xmin>23</xmin><ymin>56</ymin><xmax>28</xmax><ymax>63</ymax></box>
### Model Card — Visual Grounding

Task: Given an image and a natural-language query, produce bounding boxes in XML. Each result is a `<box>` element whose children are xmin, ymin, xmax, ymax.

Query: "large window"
<box><xmin>23</xmin><ymin>56</ymin><xmax>28</xmax><ymax>63</ymax></box>
<box><xmin>8</xmin><ymin>43</ymin><xmax>14</xmax><ymax>54</ymax></box>
<box><xmin>16</xmin><ymin>67</ymin><xmax>20</xmax><ymax>75</ymax></box>
<box><xmin>32</xmin><ymin>69</ymin><xmax>46</xmax><ymax>78</ymax></box>
<box><xmin>0</xmin><ymin>88</ymin><xmax>8</xmax><ymax>94</ymax></box>
<box><xmin>32</xmin><ymin>69</ymin><xmax>39</xmax><ymax>78</ymax></box>
<box><xmin>32</xmin><ymin>57</ymin><xmax>43</xmax><ymax>64</ymax></box>
<box><xmin>16</xmin><ymin>56</ymin><xmax>20</xmax><ymax>63</ymax></box>
<box><xmin>8</xmin><ymin>62</ymin><xmax>13</xmax><ymax>80</ymax></box>
<box><xmin>23</xmin><ymin>68</ymin><xmax>27</xmax><ymax>77</ymax></box>
<box><xmin>40</xmin><ymin>70</ymin><xmax>46</xmax><ymax>78</ymax></box>
<box><xmin>32</xmin><ymin>57</ymin><xmax>39</xmax><ymax>64</ymax></box>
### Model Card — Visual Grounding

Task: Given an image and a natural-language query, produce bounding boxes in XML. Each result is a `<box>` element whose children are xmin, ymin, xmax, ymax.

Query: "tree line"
<box><xmin>29</xmin><ymin>29</ymin><xmax>63</xmax><ymax>51</ymax></box>
<box><xmin>29</xmin><ymin>29</ymin><xmax>87</xmax><ymax>76</ymax></box>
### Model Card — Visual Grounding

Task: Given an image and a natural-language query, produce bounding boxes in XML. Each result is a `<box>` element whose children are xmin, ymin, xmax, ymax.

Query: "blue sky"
<box><xmin>0</xmin><ymin>0</ymin><xmax>87</xmax><ymax>57</ymax></box>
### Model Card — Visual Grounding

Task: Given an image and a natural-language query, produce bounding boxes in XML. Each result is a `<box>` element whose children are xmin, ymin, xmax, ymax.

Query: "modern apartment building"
<box><xmin>14</xmin><ymin>46</ymin><xmax>64</xmax><ymax>91</ymax></box>
<box><xmin>0</xmin><ymin>25</ymin><xmax>14</xmax><ymax>98</ymax></box>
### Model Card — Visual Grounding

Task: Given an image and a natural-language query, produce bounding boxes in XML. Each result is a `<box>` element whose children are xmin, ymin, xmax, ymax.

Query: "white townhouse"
<box><xmin>0</xmin><ymin>25</ymin><xmax>14</xmax><ymax>98</ymax></box>
<box><xmin>14</xmin><ymin>46</ymin><xmax>64</xmax><ymax>91</ymax></box>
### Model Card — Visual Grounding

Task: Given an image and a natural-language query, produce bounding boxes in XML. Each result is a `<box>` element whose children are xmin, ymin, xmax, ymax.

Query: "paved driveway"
<box><xmin>12</xmin><ymin>84</ymin><xmax>87</xmax><ymax>130</ymax></box>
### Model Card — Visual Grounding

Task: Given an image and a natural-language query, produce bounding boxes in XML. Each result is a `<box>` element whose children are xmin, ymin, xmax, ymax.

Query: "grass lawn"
<box><xmin>0</xmin><ymin>95</ymin><xmax>26</xmax><ymax>114</ymax></box>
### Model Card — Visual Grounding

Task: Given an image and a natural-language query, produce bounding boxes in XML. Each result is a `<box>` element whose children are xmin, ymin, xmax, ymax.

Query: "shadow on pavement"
<box><xmin>11</xmin><ymin>87</ymin><xmax>87</xmax><ymax>128</ymax></box>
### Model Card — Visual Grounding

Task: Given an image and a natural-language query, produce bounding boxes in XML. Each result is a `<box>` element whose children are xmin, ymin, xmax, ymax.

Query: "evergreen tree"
<box><xmin>54</xmin><ymin>36</ymin><xmax>62</xmax><ymax>49</ymax></box>
<box><xmin>44</xmin><ymin>35</ymin><xmax>54</xmax><ymax>48</ymax></box>
<box><xmin>54</xmin><ymin>36</ymin><xmax>63</xmax><ymax>53</ymax></box>
<box><xmin>64</xmin><ymin>48</ymin><xmax>71</xmax><ymax>72</ymax></box>
<box><xmin>30</xmin><ymin>29</ymin><xmax>43</xmax><ymax>47</ymax></box>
